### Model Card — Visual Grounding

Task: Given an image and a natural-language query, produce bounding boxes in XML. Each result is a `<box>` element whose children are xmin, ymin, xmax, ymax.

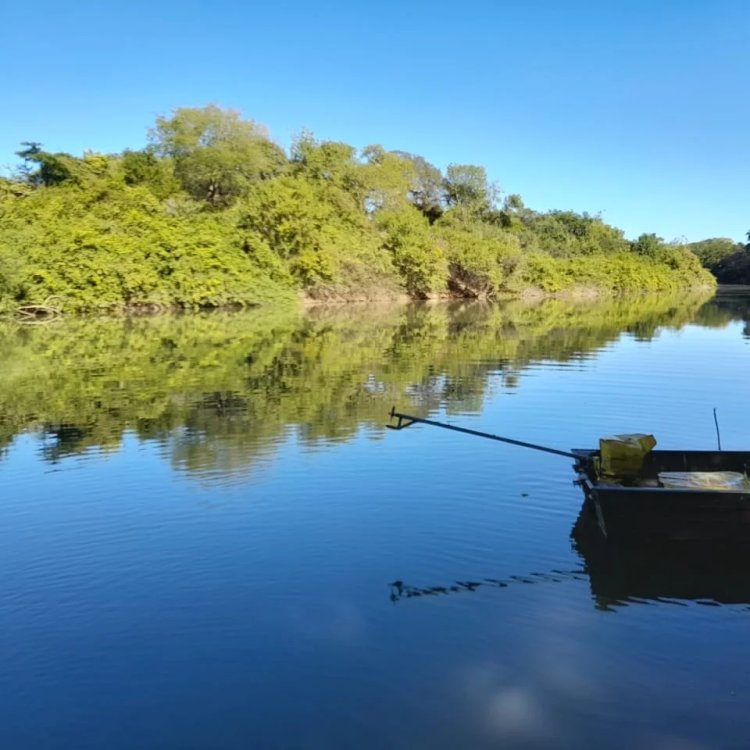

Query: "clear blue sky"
<box><xmin>3</xmin><ymin>0</ymin><xmax>748</xmax><ymax>242</ymax></box>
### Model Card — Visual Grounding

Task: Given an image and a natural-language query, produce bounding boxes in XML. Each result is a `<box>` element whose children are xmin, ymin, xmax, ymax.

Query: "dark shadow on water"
<box><xmin>389</xmin><ymin>500</ymin><xmax>750</xmax><ymax>612</ymax></box>
<box><xmin>571</xmin><ymin>503</ymin><xmax>750</xmax><ymax>611</ymax></box>
<box><xmin>694</xmin><ymin>285</ymin><xmax>750</xmax><ymax>338</ymax></box>
<box><xmin>388</xmin><ymin>567</ymin><xmax>588</xmax><ymax>603</ymax></box>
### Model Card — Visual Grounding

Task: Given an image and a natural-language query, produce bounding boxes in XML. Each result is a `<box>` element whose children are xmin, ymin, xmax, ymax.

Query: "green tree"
<box><xmin>685</xmin><ymin>237</ymin><xmax>744</xmax><ymax>270</ymax></box>
<box><xmin>631</xmin><ymin>233</ymin><xmax>665</xmax><ymax>258</ymax></box>
<box><xmin>290</xmin><ymin>132</ymin><xmax>369</xmax><ymax>204</ymax></box>
<box><xmin>237</xmin><ymin>175</ymin><xmax>385</xmax><ymax>288</ymax></box>
<box><xmin>16</xmin><ymin>142</ymin><xmax>74</xmax><ymax>187</ymax></box>
<box><xmin>0</xmin><ymin>108</ymin><xmax>718</xmax><ymax>313</ymax></box>
<box><xmin>391</xmin><ymin>151</ymin><xmax>445</xmax><ymax>223</ymax></box>
<box><xmin>436</xmin><ymin>212</ymin><xmax>521</xmax><ymax>297</ymax></box>
<box><xmin>150</xmin><ymin>106</ymin><xmax>286</xmax><ymax>205</ymax></box>
<box><xmin>444</xmin><ymin>164</ymin><xmax>497</xmax><ymax>215</ymax></box>
<box><xmin>120</xmin><ymin>149</ymin><xmax>180</xmax><ymax>199</ymax></box>
<box><xmin>376</xmin><ymin>205</ymin><xmax>445</xmax><ymax>296</ymax></box>
<box><xmin>359</xmin><ymin>146</ymin><xmax>416</xmax><ymax>213</ymax></box>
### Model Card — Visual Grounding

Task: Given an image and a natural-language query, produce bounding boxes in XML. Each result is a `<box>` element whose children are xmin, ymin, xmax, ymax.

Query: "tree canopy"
<box><xmin>0</xmin><ymin>105</ymin><xmax>717</xmax><ymax>314</ymax></box>
<box><xmin>149</xmin><ymin>105</ymin><xmax>286</xmax><ymax>204</ymax></box>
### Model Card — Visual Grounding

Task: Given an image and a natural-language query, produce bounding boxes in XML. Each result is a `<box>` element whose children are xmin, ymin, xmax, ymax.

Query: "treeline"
<box><xmin>685</xmin><ymin>238</ymin><xmax>750</xmax><ymax>284</ymax></box>
<box><xmin>0</xmin><ymin>106</ymin><xmax>715</xmax><ymax>313</ymax></box>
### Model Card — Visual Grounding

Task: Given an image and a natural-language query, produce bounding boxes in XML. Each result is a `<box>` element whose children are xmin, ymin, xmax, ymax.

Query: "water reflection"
<box><xmin>1</xmin><ymin>289</ymin><xmax>736</xmax><ymax>478</ymax></box>
<box><xmin>694</xmin><ymin>286</ymin><xmax>750</xmax><ymax>337</ymax></box>
<box><xmin>388</xmin><ymin>568</ymin><xmax>587</xmax><ymax>603</ymax></box>
<box><xmin>571</xmin><ymin>507</ymin><xmax>750</xmax><ymax>610</ymax></box>
<box><xmin>389</xmin><ymin>503</ymin><xmax>750</xmax><ymax>612</ymax></box>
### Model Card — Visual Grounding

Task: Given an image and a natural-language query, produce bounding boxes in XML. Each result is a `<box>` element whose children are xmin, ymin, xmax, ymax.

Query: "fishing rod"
<box><xmin>387</xmin><ymin>407</ymin><xmax>580</xmax><ymax>460</ymax></box>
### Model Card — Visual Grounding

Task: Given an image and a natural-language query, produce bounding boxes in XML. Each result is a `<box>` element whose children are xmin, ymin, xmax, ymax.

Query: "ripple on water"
<box><xmin>0</xmin><ymin>292</ymin><xmax>749</xmax><ymax>749</ymax></box>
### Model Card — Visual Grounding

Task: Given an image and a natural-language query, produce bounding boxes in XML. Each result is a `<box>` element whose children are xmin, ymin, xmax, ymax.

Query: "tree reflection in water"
<box><xmin>2</xmin><ymin>289</ymin><xmax>740</xmax><ymax>479</ymax></box>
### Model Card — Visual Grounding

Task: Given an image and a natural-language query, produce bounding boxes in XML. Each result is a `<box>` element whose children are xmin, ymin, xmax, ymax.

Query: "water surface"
<box><xmin>1</xmin><ymin>289</ymin><xmax>749</xmax><ymax>749</ymax></box>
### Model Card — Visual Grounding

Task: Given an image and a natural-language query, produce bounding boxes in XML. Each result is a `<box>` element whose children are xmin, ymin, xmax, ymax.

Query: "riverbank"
<box><xmin>4</xmin><ymin>279</ymin><xmax>718</xmax><ymax>320</ymax></box>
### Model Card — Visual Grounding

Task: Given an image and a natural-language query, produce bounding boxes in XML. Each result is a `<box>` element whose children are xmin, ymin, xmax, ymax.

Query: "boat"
<box><xmin>572</xmin><ymin>448</ymin><xmax>750</xmax><ymax>542</ymax></box>
<box><xmin>388</xmin><ymin>408</ymin><xmax>750</xmax><ymax>542</ymax></box>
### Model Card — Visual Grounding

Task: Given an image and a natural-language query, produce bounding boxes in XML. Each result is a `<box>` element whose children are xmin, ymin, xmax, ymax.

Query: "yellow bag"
<box><xmin>599</xmin><ymin>434</ymin><xmax>657</xmax><ymax>479</ymax></box>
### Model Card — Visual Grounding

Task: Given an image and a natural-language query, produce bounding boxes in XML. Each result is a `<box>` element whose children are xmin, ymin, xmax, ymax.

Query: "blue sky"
<box><xmin>3</xmin><ymin>0</ymin><xmax>748</xmax><ymax>242</ymax></box>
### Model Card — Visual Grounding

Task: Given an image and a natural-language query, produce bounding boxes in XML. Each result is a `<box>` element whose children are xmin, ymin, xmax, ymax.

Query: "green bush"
<box><xmin>0</xmin><ymin>107</ymin><xmax>717</xmax><ymax>313</ymax></box>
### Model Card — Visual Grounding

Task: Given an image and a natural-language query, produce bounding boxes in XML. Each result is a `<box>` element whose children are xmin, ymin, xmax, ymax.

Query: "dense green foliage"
<box><xmin>0</xmin><ymin>292</ymin><xmax>717</xmax><ymax>471</ymax></box>
<box><xmin>686</xmin><ymin>234</ymin><xmax>750</xmax><ymax>284</ymax></box>
<box><xmin>686</xmin><ymin>237</ymin><xmax>745</xmax><ymax>269</ymax></box>
<box><xmin>0</xmin><ymin>106</ymin><xmax>715</xmax><ymax>313</ymax></box>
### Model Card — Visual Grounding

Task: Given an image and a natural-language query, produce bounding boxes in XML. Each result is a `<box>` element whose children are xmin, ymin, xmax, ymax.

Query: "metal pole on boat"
<box><xmin>387</xmin><ymin>407</ymin><xmax>580</xmax><ymax>460</ymax></box>
<box><xmin>713</xmin><ymin>407</ymin><xmax>722</xmax><ymax>451</ymax></box>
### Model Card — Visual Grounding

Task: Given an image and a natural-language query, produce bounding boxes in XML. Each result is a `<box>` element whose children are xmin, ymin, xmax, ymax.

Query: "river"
<box><xmin>1</xmin><ymin>288</ymin><xmax>749</xmax><ymax>749</ymax></box>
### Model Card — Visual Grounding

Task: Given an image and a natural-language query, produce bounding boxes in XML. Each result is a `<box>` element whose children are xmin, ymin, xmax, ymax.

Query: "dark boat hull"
<box><xmin>572</xmin><ymin>449</ymin><xmax>750</xmax><ymax>542</ymax></box>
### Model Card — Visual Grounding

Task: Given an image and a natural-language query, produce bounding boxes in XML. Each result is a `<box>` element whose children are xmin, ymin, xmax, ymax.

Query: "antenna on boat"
<box><xmin>713</xmin><ymin>407</ymin><xmax>722</xmax><ymax>451</ymax></box>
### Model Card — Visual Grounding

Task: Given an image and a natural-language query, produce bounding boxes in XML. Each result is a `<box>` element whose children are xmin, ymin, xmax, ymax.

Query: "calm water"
<box><xmin>1</xmin><ymin>289</ymin><xmax>749</xmax><ymax>749</ymax></box>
